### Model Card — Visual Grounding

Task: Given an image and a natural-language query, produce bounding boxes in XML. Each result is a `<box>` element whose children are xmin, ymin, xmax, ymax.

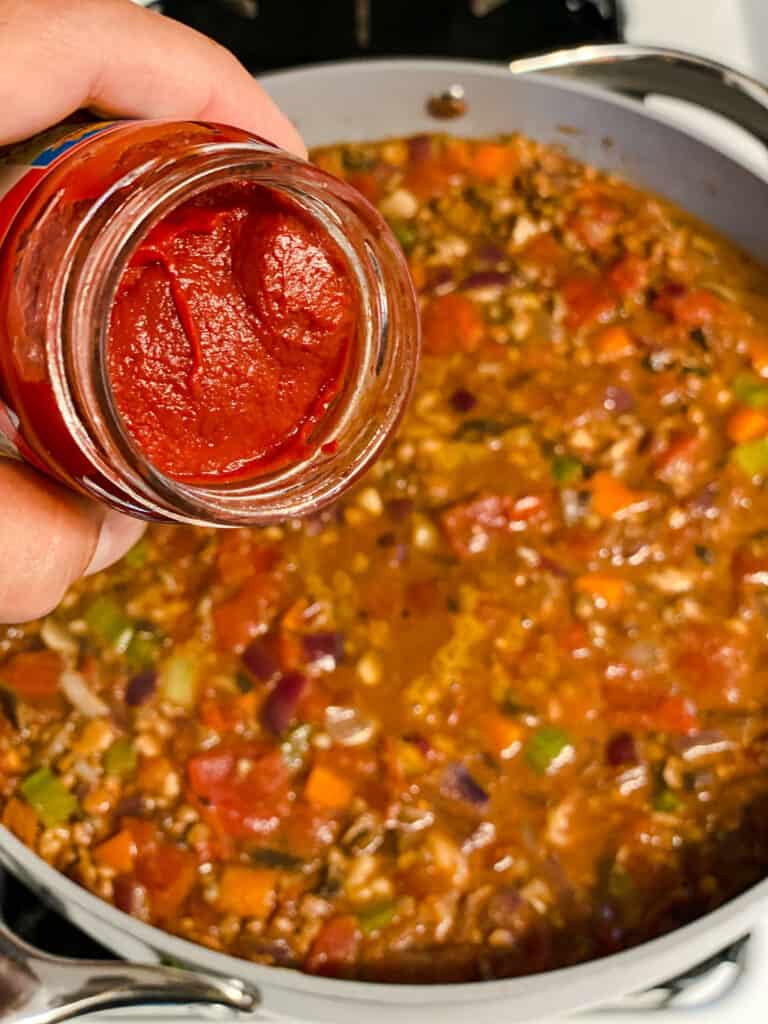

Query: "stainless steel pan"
<box><xmin>2</xmin><ymin>43</ymin><xmax>768</xmax><ymax>1024</ymax></box>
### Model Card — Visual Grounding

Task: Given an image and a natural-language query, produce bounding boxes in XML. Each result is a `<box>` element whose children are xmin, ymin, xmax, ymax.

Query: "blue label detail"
<box><xmin>31</xmin><ymin>125</ymin><xmax>113</xmax><ymax>168</ymax></box>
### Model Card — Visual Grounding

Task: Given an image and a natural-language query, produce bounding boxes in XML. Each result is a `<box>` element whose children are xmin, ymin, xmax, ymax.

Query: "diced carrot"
<box><xmin>137</xmin><ymin>844</ymin><xmax>197</xmax><ymax>922</ymax></box>
<box><xmin>2</xmin><ymin>797</ymin><xmax>38</xmax><ymax>847</ymax></box>
<box><xmin>93</xmin><ymin>829</ymin><xmax>137</xmax><ymax>874</ymax></box>
<box><xmin>593</xmin><ymin>325</ymin><xmax>635</xmax><ymax>362</ymax></box>
<box><xmin>483</xmin><ymin>714</ymin><xmax>524</xmax><ymax>759</ymax></box>
<box><xmin>304</xmin><ymin>765</ymin><xmax>352</xmax><ymax>810</ymax></box>
<box><xmin>2</xmin><ymin>650</ymin><xmax>63</xmax><ymax>705</ymax></box>
<box><xmin>589</xmin><ymin>471</ymin><xmax>648</xmax><ymax>518</ymax></box>
<box><xmin>409</xmin><ymin>260</ymin><xmax>427</xmax><ymax>291</ymax></box>
<box><xmin>561</xmin><ymin>274</ymin><xmax>617</xmax><ymax>329</ymax></box>
<box><xmin>574</xmin><ymin>574</ymin><xmax>626</xmax><ymax>610</ymax></box>
<box><xmin>727</xmin><ymin>408</ymin><xmax>768</xmax><ymax>444</ymax></box>
<box><xmin>218</xmin><ymin>865</ymin><xmax>277</xmax><ymax>918</ymax></box>
<box><xmin>470</xmin><ymin>142</ymin><xmax>518</xmax><ymax>181</ymax></box>
<box><xmin>137</xmin><ymin>755</ymin><xmax>173</xmax><ymax>795</ymax></box>
<box><xmin>567</xmin><ymin>197</ymin><xmax>622</xmax><ymax>250</ymax></box>
<box><xmin>748</xmin><ymin>335</ymin><xmax>768</xmax><ymax>378</ymax></box>
<box><xmin>421</xmin><ymin>293</ymin><xmax>485</xmax><ymax>355</ymax></box>
<box><xmin>521</xmin><ymin>232</ymin><xmax>570</xmax><ymax>278</ymax></box>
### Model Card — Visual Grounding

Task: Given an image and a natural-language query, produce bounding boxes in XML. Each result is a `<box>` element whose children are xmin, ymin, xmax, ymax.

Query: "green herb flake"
<box><xmin>525</xmin><ymin>727</ymin><xmax>574</xmax><ymax>775</ymax></box>
<box><xmin>732</xmin><ymin>437</ymin><xmax>768</xmax><ymax>477</ymax></box>
<box><xmin>453</xmin><ymin>418</ymin><xmax>510</xmax><ymax>442</ymax></box>
<box><xmin>20</xmin><ymin>768</ymin><xmax>79</xmax><ymax>827</ymax></box>
<box><xmin>653</xmin><ymin>788</ymin><xmax>682</xmax><ymax>814</ymax></box>
<box><xmin>104</xmin><ymin>737</ymin><xmax>137</xmax><ymax>777</ymax></box>
<box><xmin>84</xmin><ymin>596</ymin><xmax>133</xmax><ymax>652</ymax></box>
<box><xmin>358</xmin><ymin>901</ymin><xmax>397</xmax><ymax>934</ymax></box>
<box><xmin>732</xmin><ymin>372</ymin><xmax>768</xmax><ymax>409</ymax></box>
<box><xmin>551</xmin><ymin>454</ymin><xmax>583</xmax><ymax>485</ymax></box>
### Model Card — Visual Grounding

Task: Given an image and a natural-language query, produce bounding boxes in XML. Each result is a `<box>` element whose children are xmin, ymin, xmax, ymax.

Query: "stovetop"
<box><xmin>158</xmin><ymin>0</ymin><xmax>620</xmax><ymax>71</ymax></box>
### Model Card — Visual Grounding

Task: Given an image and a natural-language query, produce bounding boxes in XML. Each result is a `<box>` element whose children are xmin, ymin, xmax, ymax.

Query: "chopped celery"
<box><xmin>732</xmin><ymin>372</ymin><xmax>768</xmax><ymax>408</ymax></box>
<box><xmin>551</xmin><ymin>455</ymin><xmax>583</xmax><ymax>485</ymax></box>
<box><xmin>732</xmin><ymin>437</ymin><xmax>768</xmax><ymax>476</ymax></box>
<box><xmin>525</xmin><ymin>727</ymin><xmax>574</xmax><ymax>775</ymax></box>
<box><xmin>158</xmin><ymin>654</ymin><xmax>199</xmax><ymax>707</ymax></box>
<box><xmin>84</xmin><ymin>596</ymin><xmax>133</xmax><ymax>652</ymax></box>
<box><xmin>358</xmin><ymin>901</ymin><xmax>397</xmax><ymax>934</ymax></box>
<box><xmin>104</xmin><ymin>737</ymin><xmax>137</xmax><ymax>777</ymax></box>
<box><xmin>20</xmin><ymin>768</ymin><xmax>78</xmax><ymax>827</ymax></box>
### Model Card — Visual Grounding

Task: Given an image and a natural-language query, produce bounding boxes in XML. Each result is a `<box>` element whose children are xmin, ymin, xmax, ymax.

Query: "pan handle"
<box><xmin>0</xmin><ymin>918</ymin><xmax>258</xmax><ymax>1023</ymax></box>
<box><xmin>507</xmin><ymin>44</ymin><xmax>768</xmax><ymax>150</ymax></box>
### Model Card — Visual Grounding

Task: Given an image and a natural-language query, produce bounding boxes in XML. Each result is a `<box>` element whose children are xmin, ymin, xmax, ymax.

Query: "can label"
<box><xmin>0</xmin><ymin>120</ymin><xmax>124</xmax><ymax>462</ymax></box>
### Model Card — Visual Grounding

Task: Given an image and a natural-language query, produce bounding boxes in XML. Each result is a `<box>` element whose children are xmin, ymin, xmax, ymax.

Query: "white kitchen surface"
<box><xmin>90</xmin><ymin>1</ymin><xmax>768</xmax><ymax>1021</ymax></box>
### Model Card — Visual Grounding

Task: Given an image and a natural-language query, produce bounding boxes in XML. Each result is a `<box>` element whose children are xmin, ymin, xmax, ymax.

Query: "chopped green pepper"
<box><xmin>20</xmin><ymin>768</ymin><xmax>78</xmax><ymax>827</ymax></box>
<box><xmin>732</xmin><ymin>437</ymin><xmax>768</xmax><ymax>476</ymax></box>
<box><xmin>123</xmin><ymin>537</ymin><xmax>150</xmax><ymax>570</ymax></box>
<box><xmin>732</xmin><ymin>372</ymin><xmax>768</xmax><ymax>409</ymax></box>
<box><xmin>653</xmin><ymin>788</ymin><xmax>682</xmax><ymax>813</ymax></box>
<box><xmin>158</xmin><ymin>654</ymin><xmax>199</xmax><ymax>707</ymax></box>
<box><xmin>551</xmin><ymin>455</ymin><xmax>583</xmax><ymax>485</ymax></box>
<box><xmin>358</xmin><ymin>901</ymin><xmax>397</xmax><ymax>934</ymax></box>
<box><xmin>525</xmin><ymin>727</ymin><xmax>574</xmax><ymax>775</ymax></box>
<box><xmin>454</xmin><ymin>418</ymin><xmax>510</xmax><ymax>442</ymax></box>
<box><xmin>392</xmin><ymin>222</ymin><xmax>416</xmax><ymax>252</ymax></box>
<box><xmin>84</xmin><ymin>596</ymin><xmax>133</xmax><ymax>652</ymax></box>
<box><xmin>125</xmin><ymin>630</ymin><xmax>161</xmax><ymax>670</ymax></box>
<box><xmin>104</xmin><ymin>737</ymin><xmax>137</xmax><ymax>777</ymax></box>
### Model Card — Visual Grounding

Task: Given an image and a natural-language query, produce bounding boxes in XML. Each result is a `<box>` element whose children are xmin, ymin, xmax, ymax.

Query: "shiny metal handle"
<box><xmin>0</xmin><ymin>919</ymin><xmax>258</xmax><ymax>1024</ymax></box>
<box><xmin>508</xmin><ymin>44</ymin><xmax>768</xmax><ymax>149</ymax></box>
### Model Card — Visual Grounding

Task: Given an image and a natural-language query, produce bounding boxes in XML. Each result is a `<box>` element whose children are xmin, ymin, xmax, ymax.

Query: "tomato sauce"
<box><xmin>107</xmin><ymin>184</ymin><xmax>357</xmax><ymax>483</ymax></box>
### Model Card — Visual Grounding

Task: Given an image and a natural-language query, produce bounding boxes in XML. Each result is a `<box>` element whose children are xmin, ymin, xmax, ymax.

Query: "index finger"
<box><xmin>0</xmin><ymin>0</ymin><xmax>305</xmax><ymax>156</ymax></box>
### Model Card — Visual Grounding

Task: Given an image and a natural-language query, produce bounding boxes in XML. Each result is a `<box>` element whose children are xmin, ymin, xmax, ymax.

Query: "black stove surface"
<box><xmin>160</xmin><ymin>0</ymin><xmax>620</xmax><ymax>73</ymax></box>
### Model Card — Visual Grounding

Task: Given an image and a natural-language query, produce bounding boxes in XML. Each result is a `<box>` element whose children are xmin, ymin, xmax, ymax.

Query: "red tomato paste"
<box><xmin>107</xmin><ymin>183</ymin><xmax>357</xmax><ymax>483</ymax></box>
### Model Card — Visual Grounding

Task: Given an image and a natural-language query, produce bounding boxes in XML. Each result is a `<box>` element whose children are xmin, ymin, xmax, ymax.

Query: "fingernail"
<box><xmin>85</xmin><ymin>510</ymin><xmax>147</xmax><ymax>576</ymax></box>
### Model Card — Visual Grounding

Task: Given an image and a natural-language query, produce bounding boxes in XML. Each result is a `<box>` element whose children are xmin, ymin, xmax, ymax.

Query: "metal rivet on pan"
<box><xmin>426</xmin><ymin>85</ymin><xmax>468</xmax><ymax>120</ymax></box>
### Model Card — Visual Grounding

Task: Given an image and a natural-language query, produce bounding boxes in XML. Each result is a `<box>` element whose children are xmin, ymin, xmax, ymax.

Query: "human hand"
<box><xmin>0</xmin><ymin>0</ymin><xmax>304</xmax><ymax>623</ymax></box>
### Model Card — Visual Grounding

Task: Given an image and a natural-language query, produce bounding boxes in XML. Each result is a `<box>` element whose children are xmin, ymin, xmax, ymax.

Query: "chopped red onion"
<box><xmin>303</xmin><ymin>631</ymin><xmax>345</xmax><ymax>668</ymax></box>
<box><xmin>325</xmin><ymin>706</ymin><xmax>375</xmax><ymax>746</ymax></box>
<box><xmin>125</xmin><ymin>670</ymin><xmax>157</xmax><ymax>708</ymax></box>
<box><xmin>113</xmin><ymin>877</ymin><xmax>149</xmax><ymax>919</ymax></box>
<box><xmin>603</xmin><ymin>385</ymin><xmax>635</xmax><ymax>414</ymax></box>
<box><xmin>605</xmin><ymin>732</ymin><xmax>638</xmax><ymax>766</ymax></box>
<box><xmin>408</xmin><ymin>135</ymin><xmax>432</xmax><ymax>162</ymax></box>
<box><xmin>475</xmin><ymin>242</ymin><xmax>506</xmax><ymax>265</ymax></box>
<box><xmin>672</xmin><ymin>730</ymin><xmax>734</xmax><ymax>761</ymax></box>
<box><xmin>60</xmin><ymin>670</ymin><xmax>109</xmax><ymax>718</ymax></box>
<box><xmin>442</xmin><ymin>763</ymin><xmax>489</xmax><ymax>807</ymax></box>
<box><xmin>261</xmin><ymin>671</ymin><xmax>307</xmax><ymax>735</ymax></box>
<box><xmin>242</xmin><ymin>639</ymin><xmax>280</xmax><ymax>683</ymax></box>
<box><xmin>450</xmin><ymin>389</ymin><xmax>477</xmax><ymax>413</ymax></box>
<box><xmin>459</xmin><ymin>270</ymin><xmax>512</xmax><ymax>291</ymax></box>
<box><xmin>386</xmin><ymin>498</ymin><xmax>414</xmax><ymax>521</ymax></box>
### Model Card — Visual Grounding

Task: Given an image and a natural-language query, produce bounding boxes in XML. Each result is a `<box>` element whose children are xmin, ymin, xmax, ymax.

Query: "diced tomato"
<box><xmin>280</xmin><ymin>800</ymin><xmax>338</xmax><ymax>859</ymax></box>
<box><xmin>654</xmin><ymin>284</ymin><xmax>726</xmax><ymax>326</ymax></box>
<box><xmin>675</xmin><ymin>626</ymin><xmax>753</xmax><ymax>709</ymax></box>
<box><xmin>200</xmin><ymin>691</ymin><xmax>256</xmax><ymax>733</ymax></box>
<box><xmin>561</xmin><ymin>274</ymin><xmax>617</xmax><ymax>329</ymax></box>
<box><xmin>2</xmin><ymin>650</ymin><xmax>64</xmax><ymax>706</ymax></box>
<box><xmin>441</xmin><ymin>491</ymin><xmax>554</xmax><ymax>558</ymax></box>
<box><xmin>602</xmin><ymin>686</ymin><xmax>699</xmax><ymax>735</ymax></box>
<box><xmin>470</xmin><ymin>142</ymin><xmax>519</xmax><ymax>181</ymax></box>
<box><xmin>216</xmin><ymin>533</ymin><xmax>277</xmax><ymax>588</ymax></box>
<box><xmin>187</xmin><ymin>745</ymin><xmax>291</xmax><ymax>839</ymax></box>
<box><xmin>135</xmin><ymin>843</ymin><xmax>197</xmax><ymax>922</ymax></box>
<box><xmin>213</xmin><ymin>572</ymin><xmax>284</xmax><ymax>653</ymax></box>
<box><xmin>567</xmin><ymin>197</ymin><xmax>623</xmax><ymax>251</ymax></box>
<box><xmin>654</xmin><ymin>433</ymin><xmax>700</xmax><ymax>493</ymax></box>
<box><xmin>305</xmin><ymin>915</ymin><xmax>361</xmax><ymax>977</ymax></box>
<box><xmin>608</xmin><ymin>254</ymin><xmax>650</xmax><ymax>296</ymax></box>
<box><xmin>402</xmin><ymin>153</ymin><xmax>464</xmax><ymax>199</ymax></box>
<box><xmin>421</xmin><ymin>293</ymin><xmax>485</xmax><ymax>355</ymax></box>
